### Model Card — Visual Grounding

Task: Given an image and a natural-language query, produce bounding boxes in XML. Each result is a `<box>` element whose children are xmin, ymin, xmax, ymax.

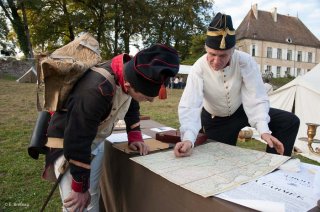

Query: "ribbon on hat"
<box><xmin>206</xmin><ymin>28</ymin><xmax>235</xmax><ymax>49</ymax></box>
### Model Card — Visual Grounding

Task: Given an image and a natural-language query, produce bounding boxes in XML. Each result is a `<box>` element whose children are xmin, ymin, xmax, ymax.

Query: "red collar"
<box><xmin>111</xmin><ymin>53</ymin><xmax>131</xmax><ymax>93</ymax></box>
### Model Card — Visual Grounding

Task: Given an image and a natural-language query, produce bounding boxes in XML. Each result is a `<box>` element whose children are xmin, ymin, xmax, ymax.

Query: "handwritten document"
<box><xmin>131</xmin><ymin>142</ymin><xmax>289</xmax><ymax>197</ymax></box>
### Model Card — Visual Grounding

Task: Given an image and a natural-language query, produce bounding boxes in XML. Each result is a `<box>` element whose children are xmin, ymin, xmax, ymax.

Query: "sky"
<box><xmin>212</xmin><ymin>0</ymin><xmax>320</xmax><ymax>39</ymax></box>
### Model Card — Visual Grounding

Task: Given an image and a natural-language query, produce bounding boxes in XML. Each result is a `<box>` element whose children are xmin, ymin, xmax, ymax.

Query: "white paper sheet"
<box><xmin>106</xmin><ymin>133</ymin><xmax>151</xmax><ymax>143</ymax></box>
<box><xmin>223</xmin><ymin>199</ymin><xmax>285</xmax><ymax>212</ymax></box>
<box><xmin>150</xmin><ymin>126</ymin><xmax>176</xmax><ymax>132</ymax></box>
<box><xmin>216</xmin><ymin>162</ymin><xmax>320</xmax><ymax>212</ymax></box>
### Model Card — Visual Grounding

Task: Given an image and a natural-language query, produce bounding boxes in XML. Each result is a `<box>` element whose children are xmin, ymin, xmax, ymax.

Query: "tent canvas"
<box><xmin>16</xmin><ymin>67</ymin><xmax>37</xmax><ymax>83</ymax></box>
<box><xmin>269</xmin><ymin>63</ymin><xmax>320</xmax><ymax>162</ymax></box>
<box><xmin>178</xmin><ymin>65</ymin><xmax>192</xmax><ymax>75</ymax></box>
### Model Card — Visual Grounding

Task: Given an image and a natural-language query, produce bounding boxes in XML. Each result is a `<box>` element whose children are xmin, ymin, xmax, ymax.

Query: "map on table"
<box><xmin>131</xmin><ymin>142</ymin><xmax>289</xmax><ymax>197</ymax></box>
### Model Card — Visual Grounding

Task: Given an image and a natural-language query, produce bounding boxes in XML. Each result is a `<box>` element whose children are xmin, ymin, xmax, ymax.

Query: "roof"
<box><xmin>236</xmin><ymin>9</ymin><xmax>320</xmax><ymax>48</ymax></box>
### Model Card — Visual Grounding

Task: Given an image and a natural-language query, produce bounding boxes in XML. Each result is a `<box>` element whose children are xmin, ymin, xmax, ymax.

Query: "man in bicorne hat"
<box><xmin>45</xmin><ymin>44</ymin><xmax>179</xmax><ymax>211</ymax></box>
<box><xmin>174</xmin><ymin>13</ymin><xmax>300</xmax><ymax>157</ymax></box>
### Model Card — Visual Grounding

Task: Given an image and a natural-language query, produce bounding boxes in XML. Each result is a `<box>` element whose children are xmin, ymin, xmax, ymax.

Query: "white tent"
<box><xmin>178</xmin><ymin>65</ymin><xmax>192</xmax><ymax>75</ymax></box>
<box><xmin>16</xmin><ymin>66</ymin><xmax>37</xmax><ymax>83</ymax></box>
<box><xmin>269</xmin><ymin>63</ymin><xmax>320</xmax><ymax>162</ymax></box>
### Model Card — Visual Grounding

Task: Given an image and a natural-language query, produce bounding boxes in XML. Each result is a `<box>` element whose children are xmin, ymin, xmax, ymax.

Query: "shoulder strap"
<box><xmin>91</xmin><ymin>67</ymin><xmax>116</xmax><ymax>92</ymax></box>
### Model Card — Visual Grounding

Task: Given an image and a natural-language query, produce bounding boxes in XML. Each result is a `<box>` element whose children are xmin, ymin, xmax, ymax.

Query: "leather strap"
<box><xmin>46</xmin><ymin>137</ymin><xmax>63</xmax><ymax>148</ymax></box>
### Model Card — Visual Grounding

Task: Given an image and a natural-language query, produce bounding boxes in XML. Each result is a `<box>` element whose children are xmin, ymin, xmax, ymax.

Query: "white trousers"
<box><xmin>54</xmin><ymin>141</ymin><xmax>105</xmax><ymax>212</ymax></box>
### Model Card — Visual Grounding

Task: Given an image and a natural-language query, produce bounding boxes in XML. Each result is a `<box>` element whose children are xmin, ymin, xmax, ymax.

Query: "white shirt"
<box><xmin>178</xmin><ymin>50</ymin><xmax>271</xmax><ymax>144</ymax></box>
<box><xmin>264</xmin><ymin>83</ymin><xmax>274</xmax><ymax>94</ymax></box>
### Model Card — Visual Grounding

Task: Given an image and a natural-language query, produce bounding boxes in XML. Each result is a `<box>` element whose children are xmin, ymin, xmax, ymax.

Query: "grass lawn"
<box><xmin>0</xmin><ymin>78</ymin><xmax>319</xmax><ymax>211</ymax></box>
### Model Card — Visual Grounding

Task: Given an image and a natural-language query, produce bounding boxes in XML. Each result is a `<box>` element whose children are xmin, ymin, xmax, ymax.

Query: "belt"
<box><xmin>46</xmin><ymin>138</ymin><xmax>96</xmax><ymax>164</ymax></box>
<box><xmin>46</xmin><ymin>137</ymin><xmax>64</xmax><ymax>148</ymax></box>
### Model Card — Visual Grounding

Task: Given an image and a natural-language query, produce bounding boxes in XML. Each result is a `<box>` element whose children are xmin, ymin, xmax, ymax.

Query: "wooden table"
<box><xmin>99</xmin><ymin>120</ymin><xmax>255</xmax><ymax>212</ymax></box>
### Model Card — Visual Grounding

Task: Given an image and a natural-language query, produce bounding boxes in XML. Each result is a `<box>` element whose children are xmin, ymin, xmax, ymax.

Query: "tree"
<box><xmin>116</xmin><ymin>0</ymin><xmax>150</xmax><ymax>54</ymax></box>
<box><xmin>27</xmin><ymin>0</ymin><xmax>81</xmax><ymax>52</ymax></box>
<box><xmin>1</xmin><ymin>0</ymin><xmax>216</xmax><ymax>60</ymax></box>
<box><xmin>28</xmin><ymin>0</ymin><xmax>115</xmax><ymax>57</ymax></box>
<box><xmin>72</xmin><ymin>0</ymin><xmax>115</xmax><ymax>58</ymax></box>
<box><xmin>183</xmin><ymin>34</ymin><xmax>206</xmax><ymax>64</ymax></box>
<box><xmin>0</xmin><ymin>8</ymin><xmax>10</xmax><ymax>49</ymax></box>
<box><xmin>141</xmin><ymin>0</ymin><xmax>212</xmax><ymax>60</ymax></box>
<box><xmin>20</xmin><ymin>0</ymin><xmax>33</xmax><ymax>58</ymax></box>
<box><xmin>0</xmin><ymin>0</ymin><xmax>32</xmax><ymax>58</ymax></box>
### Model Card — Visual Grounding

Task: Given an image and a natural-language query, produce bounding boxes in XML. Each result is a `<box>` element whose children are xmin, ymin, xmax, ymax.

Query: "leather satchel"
<box><xmin>156</xmin><ymin>130</ymin><xmax>207</xmax><ymax>146</ymax></box>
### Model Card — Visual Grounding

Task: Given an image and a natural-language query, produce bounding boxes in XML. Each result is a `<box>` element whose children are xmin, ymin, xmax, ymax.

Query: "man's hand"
<box><xmin>261</xmin><ymin>133</ymin><xmax>284</xmax><ymax>155</ymax></box>
<box><xmin>64</xmin><ymin>190</ymin><xmax>90</xmax><ymax>212</ymax></box>
<box><xmin>174</xmin><ymin>141</ymin><xmax>193</xmax><ymax>157</ymax></box>
<box><xmin>129</xmin><ymin>141</ymin><xmax>149</xmax><ymax>155</ymax></box>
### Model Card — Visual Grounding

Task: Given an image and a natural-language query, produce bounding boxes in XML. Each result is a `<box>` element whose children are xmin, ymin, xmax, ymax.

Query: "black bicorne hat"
<box><xmin>205</xmin><ymin>12</ymin><xmax>236</xmax><ymax>50</ymax></box>
<box><xmin>124</xmin><ymin>44</ymin><xmax>179</xmax><ymax>97</ymax></box>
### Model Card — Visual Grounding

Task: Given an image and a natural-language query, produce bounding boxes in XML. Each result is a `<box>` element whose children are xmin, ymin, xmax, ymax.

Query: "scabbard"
<box><xmin>28</xmin><ymin>111</ymin><xmax>51</xmax><ymax>159</ymax></box>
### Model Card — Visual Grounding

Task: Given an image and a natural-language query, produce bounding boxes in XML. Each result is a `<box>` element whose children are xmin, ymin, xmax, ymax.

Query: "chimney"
<box><xmin>271</xmin><ymin>7</ymin><xmax>277</xmax><ymax>22</ymax></box>
<box><xmin>252</xmin><ymin>3</ymin><xmax>258</xmax><ymax>19</ymax></box>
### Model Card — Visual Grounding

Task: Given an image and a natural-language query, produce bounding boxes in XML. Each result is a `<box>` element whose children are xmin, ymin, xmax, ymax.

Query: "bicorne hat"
<box><xmin>205</xmin><ymin>12</ymin><xmax>236</xmax><ymax>50</ymax></box>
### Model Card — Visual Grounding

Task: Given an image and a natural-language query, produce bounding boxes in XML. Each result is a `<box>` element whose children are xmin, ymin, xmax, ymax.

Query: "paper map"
<box><xmin>131</xmin><ymin>142</ymin><xmax>290</xmax><ymax>197</ymax></box>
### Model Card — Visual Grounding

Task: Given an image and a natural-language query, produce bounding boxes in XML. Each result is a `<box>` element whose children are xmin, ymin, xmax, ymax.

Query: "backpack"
<box><xmin>37</xmin><ymin>32</ymin><xmax>102</xmax><ymax>112</ymax></box>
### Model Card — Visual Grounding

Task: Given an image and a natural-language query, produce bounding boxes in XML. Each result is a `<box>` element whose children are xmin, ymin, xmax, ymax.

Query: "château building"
<box><xmin>236</xmin><ymin>4</ymin><xmax>320</xmax><ymax>78</ymax></box>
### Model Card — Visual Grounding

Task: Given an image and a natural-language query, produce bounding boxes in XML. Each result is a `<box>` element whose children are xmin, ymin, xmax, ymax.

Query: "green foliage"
<box><xmin>1</xmin><ymin>0</ymin><xmax>215</xmax><ymax>59</ymax></box>
<box><xmin>181</xmin><ymin>34</ymin><xmax>206</xmax><ymax>65</ymax></box>
<box><xmin>141</xmin><ymin>0</ymin><xmax>213</xmax><ymax>60</ymax></box>
<box><xmin>0</xmin><ymin>10</ymin><xmax>9</xmax><ymax>47</ymax></box>
<box><xmin>270</xmin><ymin>77</ymin><xmax>295</xmax><ymax>89</ymax></box>
<box><xmin>0</xmin><ymin>1</ymin><xmax>30</xmax><ymax>57</ymax></box>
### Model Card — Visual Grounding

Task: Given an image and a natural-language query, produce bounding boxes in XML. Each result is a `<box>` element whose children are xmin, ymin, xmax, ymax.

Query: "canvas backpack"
<box><xmin>37</xmin><ymin>32</ymin><xmax>102</xmax><ymax>112</ymax></box>
<box><xmin>29</xmin><ymin>33</ymin><xmax>119</xmax><ymax>161</ymax></box>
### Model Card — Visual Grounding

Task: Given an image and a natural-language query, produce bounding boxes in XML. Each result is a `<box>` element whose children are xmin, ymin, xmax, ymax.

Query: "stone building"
<box><xmin>236</xmin><ymin>4</ymin><xmax>320</xmax><ymax>78</ymax></box>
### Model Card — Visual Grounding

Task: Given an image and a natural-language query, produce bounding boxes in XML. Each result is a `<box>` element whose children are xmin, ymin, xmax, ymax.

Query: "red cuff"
<box><xmin>71</xmin><ymin>177</ymin><xmax>89</xmax><ymax>193</ymax></box>
<box><xmin>128</xmin><ymin>131</ymin><xmax>143</xmax><ymax>144</ymax></box>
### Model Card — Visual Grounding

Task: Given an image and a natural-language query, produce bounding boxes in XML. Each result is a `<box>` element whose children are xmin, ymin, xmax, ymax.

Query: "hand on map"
<box><xmin>261</xmin><ymin>133</ymin><xmax>284</xmax><ymax>155</ymax></box>
<box><xmin>174</xmin><ymin>141</ymin><xmax>193</xmax><ymax>157</ymax></box>
<box><xmin>129</xmin><ymin>141</ymin><xmax>149</xmax><ymax>155</ymax></box>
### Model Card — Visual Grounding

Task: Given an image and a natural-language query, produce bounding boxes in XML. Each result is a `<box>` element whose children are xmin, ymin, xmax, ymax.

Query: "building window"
<box><xmin>264</xmin><ymin>65</ymin><xmax>272</xmax><ymax>78</ymax></box>
<box><xmin>266</xmin><ymin>65</ymin><xmax>271</xmax><ymax>72</ymax></box>
<box><xmin>267</xmin><ymin>47</ymin><xmax>272</xmax><ymax>58</ymax></box>
<box><xmin>286</xmin><ymin>67</ymin><xmax>291</xmax><ymax>77</ymax></box>
<box><xmin>252</xmin><ymin>45</ymin><xmax>256</xmax><ymax>56</ymax></box>
<box><xmin>276</xmin><ymin>66</ymin><xmax>281</xmax><ymax>78</ymax></box>
<box><xmin>297</xmin><ymin>51</ymin><xmax>302</xmax><ymax>62</ymax></box>
<box><xmin>286</xmin><ymin>37</ymin><xmax>293</xmax><ymax>43</ymax></box>
<box><xmin>308</xmin><ymin>52</ymin><xmax>312</xmax><ymax>63</ymax></box>
<box><xmin>277</xmin><ymin>48</ymin><xmax>282</xmax><ymax>59</ymax></box>
<box><xmin>287</xmin><ymin>50</ymin><xmax>292</xmax><ymax>60</ymax></box>
<box><xmin>297</xmin><ymin>68</ymin><xmax>301</xmax><ymax>76</ymax></box>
